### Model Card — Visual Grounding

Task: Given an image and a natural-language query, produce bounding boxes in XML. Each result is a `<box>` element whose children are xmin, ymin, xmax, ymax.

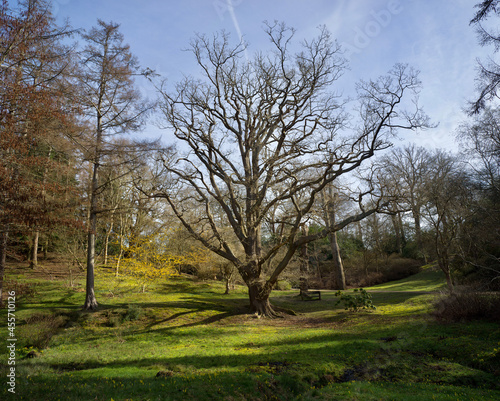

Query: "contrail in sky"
<box><xmin>226</xmin><ymin>0</ymin><xmax>250</xmax><ymax>61</ymax></box>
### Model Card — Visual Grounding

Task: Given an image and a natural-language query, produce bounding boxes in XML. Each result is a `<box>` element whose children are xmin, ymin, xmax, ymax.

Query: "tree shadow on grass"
<box><xmin>141</xmin><ymin>297</ymin><xmax>252</xmax><ymax>332</ymax></box>
<box><xmin>157</xmin><ymin>277</ymin><xmax>224</xmax><ymax>295</ymax></box>
<box><xmin>16</xmin><ymin>317</ymin><xmax>500</xmax><ymax>398</ymax></box>
<box><xmin>7</xmin><ymin>367</ymin><xmax>500</xmax><ymax>401</ymax></box>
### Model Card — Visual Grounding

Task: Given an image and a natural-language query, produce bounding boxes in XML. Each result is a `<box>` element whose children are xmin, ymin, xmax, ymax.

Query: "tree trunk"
<box><xmin>444</xmin><ymin>268</ymin><xmax>453</xmax><ymax>292</ymax></box>
<box><xmin>391</xmin><ymin>213</ymin><xmax>403</xmax><ymax>255</ymax></box>
<box><xmin>115</xmin><ymin>215</ymin><xmax>125</xmax><ymax>277</ymax></box>
<box><xmin>323</xmin><ymin>188</ymin><xmax>346</xmax><ymax>290</ymax></box>
<box><xmin>103</xmin><ymin>207</ymin><xmax>117</xmax><ymax>266</ymax></box>
<box><xmin>329</xmin><ymin>231</ymin><xmax>346</xmax><ymax>290</ymax></box>
<box><xmin>438</xmin><ymin>257</ymin><xmax>453</xmax><ymax>292</ymax></box>
<box><xmin>84</xmin><ymin>226</ymin><xmax>98</xmax><ymax>310</ymax></box>
<box><xmin>30</xmin><ymin>230</ymin><xmax>39</xmax><ymax>268</ymax></box>
<box><xmin>399</xmin><ymin>213</ymin><xmax>406</xmax><ymax>249</ymax></box>
<box><xmin>413</xmin><ymin>210</ymin><xmax>427</xmax><ymax>263</ymax></box>
<box><xmin>0</xmin><ymin>230</ymin><xmax>7</xmax><ymax>306</ymax></box>
<box><xmin>436</xmin><ymin>214</ymin><xmax>453</xmax><ymax>292</ymax></box>
<box><xmin>224</xmin><ymin>268</ymin><xmax>233</xmax><ymax>295</ymax></box>
<box><xmin>84</xmin><ymin>153</ymin><xmax>100</xmax><ymax>310</ymax></box>
<box><xmin>103</xmin><ymin>226</ymin><xmax>110</xmax><ymax>266</ymax></box>
<box><xmin>247</xmin><ymin>280</ymin><xmax>278</xmax><ymax>318</ymax></box>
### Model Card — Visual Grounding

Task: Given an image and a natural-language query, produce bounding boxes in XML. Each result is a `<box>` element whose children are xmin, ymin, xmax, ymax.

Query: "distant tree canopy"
<box><xmin>470</xmin><ymin>0</ymin><xmax>500</xmax><ymax>113</ymax></box>
<box><xmin>0</xmin><ymin>0</ymin><xmax>79</xmax><ymax>303</ymax></box>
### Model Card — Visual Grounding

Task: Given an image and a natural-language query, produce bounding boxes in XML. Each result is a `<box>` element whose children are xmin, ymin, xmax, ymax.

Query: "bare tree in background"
<box><xmin>152</xmin><ymin>23</ymin><xmax>430</xmax><ymax>317</ymax></box>
<box><xmin>470</xmin><ymin>0</ymin><xmax>500</xmax><ymax>113</ymax></box>
<box><xmin>457</xmin><ymin>108</ymin><xmax>500</xmax><ymax>288</ymax></box>
<box><xmin>377</xmin><ymin>145</ymin><xmax>432</xmax><ymax>261</ymax></box>
<box><xmin>423</xmin><ymin>151</ymin><xmax>470</xmax><ymax>291</ymax></box>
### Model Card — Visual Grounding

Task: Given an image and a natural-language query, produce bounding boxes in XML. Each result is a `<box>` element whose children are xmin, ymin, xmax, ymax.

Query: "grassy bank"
<box><xmin>1</xmin><ymin>266</ymin><xmax>499</xmax><ymax>400</ymax></box>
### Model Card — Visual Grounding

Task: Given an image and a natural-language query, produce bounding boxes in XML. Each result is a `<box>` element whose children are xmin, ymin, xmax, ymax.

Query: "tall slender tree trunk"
<box><xmin>115</xmin><ymin>215</ymin><xmax>124</xmax><ymax>277</ymax></box>
<box><xmin>300</xmin><ymin>224</ymin><xmax>309</xmax><ymax>276</ymax></box>
<box><xmin>399</xmin><ymin>213</ymin><xmax>406</xmax><ymax>249</ymax></box>
<box><xmin>30</xmin><ymin>230</ymin><xmax>39</xmax><ymax>268</ymax></box>
<box><xmin>437</xmin><ymin>247</ymin><xmax>453</xmax><ymax>292</ymax></box>
<box><xmin>413</xmin><ymin>209</ymin><xmax>427</xmax><ymax>263</ymax></box>
<box><xmin>103</xmin><ymin>205</ymin><xmax>117</xmax><ymax>266</ymax></box>
<box><xmin>103</xmin><ymin>220</ymin><xmax>112</xmax><ymax>266</ymax></box>
<box><xmin>31</xmin><ymin>147</ymin><xmax>50</xmax><ymax>269</ymax></box>
<box><xmin>324</xmin><ymin>188</ymin><xmax>346</xmax><ymax>290</ymax></box>
<box><xmin>84</xmin><ymin>168</ymin><xmax>99</xmax><ymax>310</ymax></box>
<box><xmin>329</xmin><ymin>231</ymin><xmax>346</xmax><ymax>290</ymax></box>
<box><xmin>391</xmin><ymin>213</ymin><xmax>403</xmax><ymax>255</ymax></box>
<box><xmin>436</xmin><ymin>214</ymin><xmax>453</xmax><ymax>292</ymax></box>
<box><xmin>84</xmin><ymin>125</ymin><xmax>102</xmax><ymax>310</ymax></box>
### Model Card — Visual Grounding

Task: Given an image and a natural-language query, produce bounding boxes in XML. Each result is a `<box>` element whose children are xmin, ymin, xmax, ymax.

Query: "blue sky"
<box><xmin>49</xmin><ymin>0</ymin><xmax>490</xmax><ymax>151</ymax></box>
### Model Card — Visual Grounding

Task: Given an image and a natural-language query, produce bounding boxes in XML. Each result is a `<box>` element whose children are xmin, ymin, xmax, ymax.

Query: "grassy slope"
<box><xmin>0</xmin><ymin>266</ymin><xmax>499</xmax><ymax>401</ymax></box>
<box><xmin>367</xmin><ymin>265</ymin><xmax>448</xmax><ymax>292</ymax></box>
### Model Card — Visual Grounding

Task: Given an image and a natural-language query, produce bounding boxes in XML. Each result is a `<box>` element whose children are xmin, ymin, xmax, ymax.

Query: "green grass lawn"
<box><xmin>367</xmin><ymin>265</ymin><xmax>448</xmax><ymax>292</ymax></box>
<box><xmin>1</xmin><ymin>266</ymin><xmax>499</xmax><ymax>400</ymax></box>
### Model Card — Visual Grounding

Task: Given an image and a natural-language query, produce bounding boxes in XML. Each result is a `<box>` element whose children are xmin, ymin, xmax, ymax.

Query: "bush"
<box><xmin>18</xmin><ymin>313</ymin><xmax>67</xmax><ymax>348</ymax></box>
<box><xmin>334</xmin><ymin>288</ymin><xmax>376</xmax><ymax>312</ymax></box>
<box><xmin>433</xmin><ymin>289</ymin><xmax>500</xmax><ymax>322</ymax></box>
<box><xmin>123</xmin><ymin>304</ymin><xmax>143</xmax><ymax>321</ymax></box>
<box><xmin>275</xmin><ymin>280</ymin><xmax>292</xmax><ymax>291</ymax></box>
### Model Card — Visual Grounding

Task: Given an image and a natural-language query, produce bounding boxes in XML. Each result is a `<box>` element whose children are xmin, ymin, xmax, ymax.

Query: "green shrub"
<box><xmin>334</xmin><ymin>288</ymin><xmax>376</xmax><ymax>312</ymax></box>
<box><xmin>275</xmin><ymin>280</ymin><xmax>292</xmax><ymax>291</ymax></box>
<box><xmin>123</xmin><ymin>304</ymin><xmax>143</xmax><ymax>321</ymax></box>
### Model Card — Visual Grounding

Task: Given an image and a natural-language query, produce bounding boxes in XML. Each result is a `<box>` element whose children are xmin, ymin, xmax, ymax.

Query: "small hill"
<box><xmin>367</xmin><ymin>264</ymin><xmax>446</xmax><ymax>292</ymax></box>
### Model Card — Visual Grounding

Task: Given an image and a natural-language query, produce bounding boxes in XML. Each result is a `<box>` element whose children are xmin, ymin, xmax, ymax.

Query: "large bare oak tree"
<box><xmin>154</xmin><ymin>23</ymin><xmax>430</xmax><ymax>316</ymax></box>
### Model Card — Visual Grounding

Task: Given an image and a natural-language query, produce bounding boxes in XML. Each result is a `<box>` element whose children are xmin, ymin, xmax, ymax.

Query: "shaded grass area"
<box><xmin>1</xmin><ymin>268</ymin><xmax>499</xmax><ymax>400</ymax></box>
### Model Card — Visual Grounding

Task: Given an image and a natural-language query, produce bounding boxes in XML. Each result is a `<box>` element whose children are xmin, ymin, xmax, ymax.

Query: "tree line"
<box><xmin>1</xmin><ymin>0</ymin><xmax>498</xmax><ymax>316</ymax></box>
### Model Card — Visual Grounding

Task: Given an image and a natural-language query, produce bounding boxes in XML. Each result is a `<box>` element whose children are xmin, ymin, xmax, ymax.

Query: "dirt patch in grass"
<box><xmin>337</xmin><ymin>362</ymin><xmax>386</xmax><ymax>382</ymax></box>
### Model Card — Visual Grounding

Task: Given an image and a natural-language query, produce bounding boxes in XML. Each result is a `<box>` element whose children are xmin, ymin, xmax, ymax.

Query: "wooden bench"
<box><xmin>300</xmin><ymin>289</ymin><xmax>321</xmax><ymax>301</ymax></box>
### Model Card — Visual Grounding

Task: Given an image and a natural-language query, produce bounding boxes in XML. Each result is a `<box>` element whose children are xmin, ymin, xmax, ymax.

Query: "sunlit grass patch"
<box><xmin>368</xmin><ymin>267</ymin><xmax>447</xmax><ymax>292</ymax></box>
